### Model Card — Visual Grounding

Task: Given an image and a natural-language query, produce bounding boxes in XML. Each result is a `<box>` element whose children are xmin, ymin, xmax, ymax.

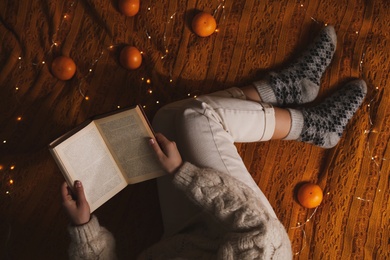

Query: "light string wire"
<box><xmin>213</xmin><ymin>0</ymin><xmax>226</xmax><ymax>23</ymax></box>
<box><xmin>1</xmin><ymin>0</ymin><xmax>221</xmax><ymax>207</ymax></box>
<box><xmin>2</xmin><ymin>4</ymin><xmax>387</xmax><ymax>257</ymax></box>
<box><xmin>290</xmin><ymin>206</ymin><xmax>319</xmax><ymax>255</ymax></box>
<box><xmin>289</xmin><ymin>2</ymin><xmax>387</xmax><ymax>256</ymax></box>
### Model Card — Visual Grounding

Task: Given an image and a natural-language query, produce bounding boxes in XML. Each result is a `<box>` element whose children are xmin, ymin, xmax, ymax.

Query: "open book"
<box><xmin>49</xmin><ymin>105</ymin><xmax>165</xmax><ymax>212</ymax></box>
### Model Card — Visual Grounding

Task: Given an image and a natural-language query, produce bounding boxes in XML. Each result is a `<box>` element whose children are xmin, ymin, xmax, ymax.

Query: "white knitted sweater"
<box><xmin>68</xmin><ymin>162</ymin><xmax>292</xmax><ymax>259</ymax></box>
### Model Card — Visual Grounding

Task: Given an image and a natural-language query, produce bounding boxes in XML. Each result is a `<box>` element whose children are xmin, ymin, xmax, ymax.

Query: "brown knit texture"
<box><xmin>0</xmin><ymin>0</ymin><xmax>388</xmax><ymax>259</ymax></box>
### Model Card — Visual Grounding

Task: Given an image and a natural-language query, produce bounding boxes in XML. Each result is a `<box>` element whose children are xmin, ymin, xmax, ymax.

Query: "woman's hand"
<box><xmin>149</xmin><ymin>133</ymin><xmax>183</xmax><ymax>174</ymax></box>
<box><xmin>61</xmin><ymin>181</ymin><xmax>91</xmax><ymax>226</ymax></box>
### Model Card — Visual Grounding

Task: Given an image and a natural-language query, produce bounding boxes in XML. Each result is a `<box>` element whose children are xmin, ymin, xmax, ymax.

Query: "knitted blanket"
<box><xmin>0</xmin><ymin>0</ymin><xmax>388</xmax><ymax>259</ymax></box>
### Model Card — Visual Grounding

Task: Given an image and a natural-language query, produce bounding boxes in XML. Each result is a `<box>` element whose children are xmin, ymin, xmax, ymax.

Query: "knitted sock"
<box><xmin>253</xmin><ymin>26</ymin><xmax>337</xmax><ymax>106</ymax></box>
<box><xmin>284</xmin><ymin>79</ymin><xmax>367</xmax><ymax>148</ymax></box>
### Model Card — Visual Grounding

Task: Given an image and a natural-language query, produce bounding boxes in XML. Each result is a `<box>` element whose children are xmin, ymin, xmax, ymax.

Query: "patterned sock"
<box><xmin>254</xmin><ymin>26</ymin><xmax>337</xmax><ymax>105</ymax></box>
<box><xmin>284</xmin><ymin>80</ymin><xmax>367</xmax><ymax>148</ymax></box>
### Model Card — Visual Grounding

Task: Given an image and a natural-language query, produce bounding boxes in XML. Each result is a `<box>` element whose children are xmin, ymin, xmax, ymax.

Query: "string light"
<box><xmin>213</xmin><ymin>0</ymin><xmax>226</xmax><ymax>22</ymax></box>
<box><xmin>3</xmin><ymin>1</ymin><xmax>385</xmax><ymax>231</ymax></box>
<box><xmin>289</xmin><ymin>3</ymin><xmax>387</xmax><ymax>255</ymax></box>
<box><xmin>291</xmin><ymin>206</ymin><xmax>320</xmax><ymax>255</ymax></box>
<box><xmin>161</xmin><ymin>12</ymin><xmax>176</xmax><ymax>60</ymax></box>
<box><xmin>356</xmin><ymin>196</ymin><xmax>372</xmax><ymax>202</ymax></box>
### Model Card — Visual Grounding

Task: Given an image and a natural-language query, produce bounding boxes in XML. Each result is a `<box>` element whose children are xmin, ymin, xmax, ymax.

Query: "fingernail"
<box><xmin>149</xmin><ymin>138</ymin><xmax>155</xmax><ymax>145</ymax></box>
<box><xmin>75</xmin><ymin>181</ymin><xmax>82</xmax><ymax>188</ymax></box>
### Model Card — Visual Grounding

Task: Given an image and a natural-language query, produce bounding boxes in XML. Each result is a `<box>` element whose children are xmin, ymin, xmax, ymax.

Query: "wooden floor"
<box><xmin>0</xmin><ymin>0</ymin><xmax>389</xmax><ymax>259</ymax></box>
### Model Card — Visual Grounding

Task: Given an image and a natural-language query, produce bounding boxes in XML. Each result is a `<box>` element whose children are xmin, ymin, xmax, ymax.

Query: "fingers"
<box><xmin>149</xmin><ymin>136</ymin><xmax>164</xmax><ymax>157</ymax></box>
<box><xmin>155</xmin><ymin>133</ymin><xmax>178</xmax><ymax>155</ymax></box>
<box><xmin>149</xmin><ymin>133</ymin><xmax>183</xmax><ymax>174</ymax></box>
<box><xmin>73</xmin><ymin>181</ymin><xmax>88</xmax><ymax>205</ymax></box>
<box><xmin>155</xmin><ymin>133</ymin><xmax>171</xmax><ymax>147</ymax></box>
<box><xmin>61</xmin><ymin>182</ymin><xmax>73</xmax><ymax>202</ymax></box>
<box><xmin>150</xmin><ymin>133</ymin><xmax>175</xmax><ymax>157</ymax></box>
<box><xmin>61</xmin><ymin>181</ymin><xmax>91</xmax><ymax>226</ymax></box>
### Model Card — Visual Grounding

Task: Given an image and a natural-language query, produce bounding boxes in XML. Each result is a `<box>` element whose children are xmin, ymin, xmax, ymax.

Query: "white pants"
<box><xmin>152</xmin><ymin>87</ymin><xmax>277</xmax><ymax>236</ymax></box>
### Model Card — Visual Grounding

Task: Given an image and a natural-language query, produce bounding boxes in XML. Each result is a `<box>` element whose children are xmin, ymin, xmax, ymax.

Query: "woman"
<box><xmin>61</xmin><ymin>26</ymin><xmax>366</xmax><ymax>259</ymax></box>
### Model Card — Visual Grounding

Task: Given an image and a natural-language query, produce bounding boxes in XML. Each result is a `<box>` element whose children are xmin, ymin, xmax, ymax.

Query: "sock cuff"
<box><xmin>253</xmin><ymin>79</ymin><xmax>277</xmax><ymax>104</ymax></box>
<box><xmin>284</xmin><ymin>109</ymin><xmax>304</xmax><ymax>140</ymax></box>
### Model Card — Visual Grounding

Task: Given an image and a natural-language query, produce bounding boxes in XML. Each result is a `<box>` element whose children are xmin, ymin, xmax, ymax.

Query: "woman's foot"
<box><xmin>254</xmin><ymin>26</ymin><xmax>337</xmax><ymax>106</ymax></box>
<box><xmin>285</xmin><ymin>79</ymin><xmax>367</xmax><ymax>148</ymax></box>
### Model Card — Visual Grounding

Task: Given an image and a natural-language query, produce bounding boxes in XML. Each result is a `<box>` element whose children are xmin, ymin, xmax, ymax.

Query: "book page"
<box><xmin>53</xmin><ymin>123</ymin><xmax>127</xmax><ymax>212</ymax></box>
<box><xmin>95</xmin><ymin>107</ymin><xmax>164</xmax><ymax>184</ymax></box>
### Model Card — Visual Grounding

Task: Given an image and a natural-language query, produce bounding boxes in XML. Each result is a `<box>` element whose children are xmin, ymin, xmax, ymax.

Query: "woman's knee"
<box><xmin>152</xmin><ymin>99</ymin><xmax>204</xmax><ymax>137</ymax></box>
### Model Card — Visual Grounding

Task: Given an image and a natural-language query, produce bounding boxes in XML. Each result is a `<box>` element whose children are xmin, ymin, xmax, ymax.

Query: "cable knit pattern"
<box><xmin>68</xmin><ymin>215</ymin><xmax>117</xmax><ymax>260</ymax></box>
<box><xmin>69</xmin><ymin>163</ymin><xmax>292</xmax><ymax>259</ymax></box>
<box><xmin>139</xmin><ymin>162</ymin><xmax>292</xmax><ymax>259</ymax></box>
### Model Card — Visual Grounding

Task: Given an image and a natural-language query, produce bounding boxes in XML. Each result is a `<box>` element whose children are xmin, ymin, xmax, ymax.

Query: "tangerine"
<box><xmin>118</xmin><ymin>0</ymin><xmax>140</xmax><ymax>17</ymax></box>
<box><xmin>120</xmin><ymin>46</ymin><xmax>142</xmax><ymax>70</ymax></box>
<box><xmin>297</xmin><ymin>183</ymin><xmax>323</xmax><ymax>209</ymax></box>
<box><xmin>192</xmin><ymin>12</ymin><xmax>217</xmax><ymax>37</ymax></box>
<box><xmin>51</xmin><ymin>56</ymin><xmax>76</xmax><ymax>81</ymax></box>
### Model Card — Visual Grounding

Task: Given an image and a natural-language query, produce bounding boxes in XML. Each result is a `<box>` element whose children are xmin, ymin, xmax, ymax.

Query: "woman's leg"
<box><xmin>241</xmin><ymin>85</ymin><xmax>292</xmax><ymax>140</ymax></box>
<box><xmin>153</xmin><ymin>79</ymin><xmax>367</xmax><ymax>235</ymax></box>
<box><xmin>153</xmin><ymin>91</ymin><xmax>283</xmax><ymax>236</ymax></box>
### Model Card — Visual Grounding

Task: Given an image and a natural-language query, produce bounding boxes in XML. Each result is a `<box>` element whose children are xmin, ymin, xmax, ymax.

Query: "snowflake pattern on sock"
<box><xmin>298</xmin><ymin>80</ymin><xmax>367</xmax><ymax>148</ymax></box>
<box><xmin>270</xmin><ymin>26</ymin><xmax>337</xmax><ymax>105</ymax></box>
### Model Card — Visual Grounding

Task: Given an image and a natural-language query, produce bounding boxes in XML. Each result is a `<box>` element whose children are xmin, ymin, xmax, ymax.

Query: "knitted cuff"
<box><xmin>67</xmin><ymin>215</ymin><xmax>101</xmax><ymax>244</ymax></box>
<box><xmin>284</xmin><ymin>108</ymin><xmax>304</xmax><ymax>140</ymax></box>
<box><xmin>253</xmin><ymin>79</ymin><xmax>277</xmax><ymax>104</ymax></box>
<box><xmin>173</xmin><ymin>162</ymin><xmax>199</xmax><ymax>189</ymax></box>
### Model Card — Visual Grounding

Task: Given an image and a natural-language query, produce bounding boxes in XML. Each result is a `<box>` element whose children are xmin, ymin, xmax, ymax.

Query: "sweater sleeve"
<box><xmin>173</xmin><ymin>162</ymin><xmax>292</xmax><ymax>259</ymax></box>
<box><xmin>173</xmin><ymin>162</ymin><xmax>271</xmax><ymax>231</ymax></box>
<box><xmin>67</xmin><ymin>215</ymin><xmax>117</xmax><ymax>260</ymax></box>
